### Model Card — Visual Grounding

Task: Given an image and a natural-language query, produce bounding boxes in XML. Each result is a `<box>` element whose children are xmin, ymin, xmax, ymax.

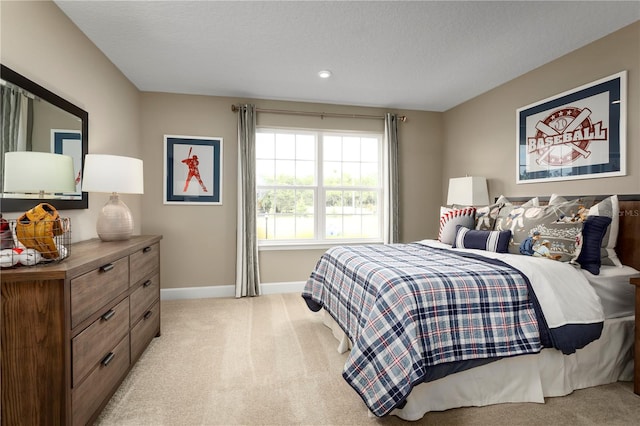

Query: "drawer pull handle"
<box><xmin>143</xmin><ymin>246</ymin><xmax>152</xmax><ymax>253</ymax></box>
<box><xmin>143</xmin><ymin>280</ymin><xmax>153</xmax><ymax>288</ymax></box>
<box><xmin>143</xmin><ymin>310</ymin><xmax>153</xmax><ymax>320</ymax></box>
<box><xmin>100</xmin><ymin>263</ymin><xmax>114</xmax><ymax>272</ymax></box>
<box><xmin>101</xmin><ymin>309</ymin><xmax>116</xmax><ymax>321</ymax></box>
<box><xmin>101</xmin><ymin>352</ymin><xmax>115</xmax><ymax>366</ymax></box>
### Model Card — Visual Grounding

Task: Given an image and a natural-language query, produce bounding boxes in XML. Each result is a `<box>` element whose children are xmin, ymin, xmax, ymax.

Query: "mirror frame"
<box><xmin>1</xmin><ymin>64</ymin><xmax>89</xmax><ymax>212</ymax></box>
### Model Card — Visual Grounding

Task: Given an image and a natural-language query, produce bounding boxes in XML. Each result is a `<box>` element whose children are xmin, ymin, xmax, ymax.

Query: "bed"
<box><xmin>302</xmin><ymin>194</ymin><xmax>640</xmax><ymax>420</ymax></box>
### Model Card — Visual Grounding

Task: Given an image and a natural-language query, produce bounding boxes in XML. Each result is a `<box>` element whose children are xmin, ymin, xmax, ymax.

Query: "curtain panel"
<box><xmin>384</xmin><ymin>113</ymin><xmax>399</xmax><ymax>244</ymax></box>
<box><xmin>235</xmin><ymin>104</ymin><xmax>261</xmax><ymax>297</ymax></box>
<box><xmin>1</xmin><ymin>86</ymin><xmax>29</xmax><ymax>153</ymax></box>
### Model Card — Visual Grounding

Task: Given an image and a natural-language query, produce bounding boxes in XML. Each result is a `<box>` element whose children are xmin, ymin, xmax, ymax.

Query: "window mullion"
<box><xmin>316</xmin><ymin>131</ymin><xmax>324</xmax><ymax>241</ymax></box>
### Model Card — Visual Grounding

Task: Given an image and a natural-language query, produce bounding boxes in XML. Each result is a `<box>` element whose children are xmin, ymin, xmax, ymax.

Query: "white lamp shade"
<box><xmin>447</xmin><ymin>176</ymin><xmax>489</xmax><ymax>206</ymax></box>
<box><xmin>3</xmin><ymin>151</ymin><xmax>77</xmax><ymax>193</ymax></box>
<box><xmin>82</xmin><ymin>154</ymin><xmax>144</xmax><ymax>194</ymax></box>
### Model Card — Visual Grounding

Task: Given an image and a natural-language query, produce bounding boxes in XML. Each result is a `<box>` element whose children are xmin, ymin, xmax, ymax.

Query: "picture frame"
<box><xmin>51</xmin><ymin>129</ymin><xmax>83</xmax><ymax>197</ymax></box>
<box><xmin>164</xmin><ymin>135</ymin><xmax>223</xmax><ymax>205</ymax></box>
<box><xmin>516</xmin><ymin>71</ymin><xmax>626</xmax><ymax>184</ymax></box>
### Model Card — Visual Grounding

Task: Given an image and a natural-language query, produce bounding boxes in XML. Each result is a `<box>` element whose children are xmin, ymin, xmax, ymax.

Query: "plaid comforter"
<box><xmin>302</xmin><ymin>243</ymin><xmax>543</xmax><ymax>417</ymax></box>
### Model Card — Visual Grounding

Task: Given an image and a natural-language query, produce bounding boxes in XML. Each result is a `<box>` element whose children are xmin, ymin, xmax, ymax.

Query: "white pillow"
<box><xmin>438</xmin><ymin>206</ymin><xmax>476</xmax><ymax>245</ymax></box>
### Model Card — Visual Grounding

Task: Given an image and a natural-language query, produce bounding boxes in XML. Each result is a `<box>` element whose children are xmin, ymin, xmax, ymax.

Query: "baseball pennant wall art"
<box><xmin>164</xmin><ymin>135</ymin><xmax>223</xmax><ymax>205</ymax></box>
<box><xmin>516</xmin><ymin>71</ymin><xmax>626</xmax><ymax>183</ymax></box>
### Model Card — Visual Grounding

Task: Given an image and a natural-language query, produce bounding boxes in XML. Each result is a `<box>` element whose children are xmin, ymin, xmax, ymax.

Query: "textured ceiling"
<box><xmin>54</xmin><ymin>1</ymin><xmax>640</xmax><ymax>112</ymax></box>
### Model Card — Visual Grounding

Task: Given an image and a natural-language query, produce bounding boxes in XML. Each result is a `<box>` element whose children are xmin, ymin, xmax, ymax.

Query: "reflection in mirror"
<box><xmin>1</xmin><ymin>64</ymin><xmax>88</xmax><ymax>212</ymax></box>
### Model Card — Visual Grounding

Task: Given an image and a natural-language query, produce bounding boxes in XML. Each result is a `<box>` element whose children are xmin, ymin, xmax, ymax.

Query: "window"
<box><xmin>256</xmin><ymin>128</ymin><xmax>383</xmax><ymax>246</ymax></box>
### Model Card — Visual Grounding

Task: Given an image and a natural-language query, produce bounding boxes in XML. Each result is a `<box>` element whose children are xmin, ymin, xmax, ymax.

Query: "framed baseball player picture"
<box><xmin>516</xmin><ymin>71</ymin><xmax>626</xmax><ymax>184</ymax></box>
<box><xmin>164</xmin><ymin>135</ymin><xmax>223</xmax><ymax>205</ymax></box>
<box><xmin>52</xmin><ymin>129</ymin><xmax>83</xmax><ymax>197</ymax></box>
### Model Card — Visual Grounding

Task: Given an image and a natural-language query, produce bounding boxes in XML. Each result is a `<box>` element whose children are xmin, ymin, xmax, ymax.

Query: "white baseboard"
<box><xmin>260</xmin><ymin>281</ymin><xmax>305</xmax><ymax>295</ymax></box>
<box><xmin>161</xmin><ymin>285</ymin><xmax>235</xmax><ymax>300</ymax></box>
<box><xmin>160</xmin><ymin>281</ymin><xmax>305</xmax><ymax>300</ymax></box>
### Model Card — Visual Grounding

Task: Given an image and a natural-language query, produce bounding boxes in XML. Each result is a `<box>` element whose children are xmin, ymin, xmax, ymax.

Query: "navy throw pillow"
<box><xmin>453</xmin><ymin>225</ymin><xmax>511</xmax><ymax>253</ymax></box>
<box><xmin>576</xmin><ymin>215</ymin><xmax>613</xmax><ymax>275</ymax></box>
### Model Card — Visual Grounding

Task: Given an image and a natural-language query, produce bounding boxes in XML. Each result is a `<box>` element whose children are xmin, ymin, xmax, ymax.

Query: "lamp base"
<box><xmin>96</xmin><ymin>193</ymin><xmax>134</xmax><ymax>241</ymax></box>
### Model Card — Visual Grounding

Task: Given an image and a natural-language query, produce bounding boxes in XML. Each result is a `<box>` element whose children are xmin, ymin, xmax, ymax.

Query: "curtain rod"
<box><xmin>1</xmin><ymin>79</ymin><xmax>39</xmax><ymax>101</ymax></box>
<box><xmin>231</xmin><ymin>104</ymin><xmax>407</xmax><ymax>122</ymax></box>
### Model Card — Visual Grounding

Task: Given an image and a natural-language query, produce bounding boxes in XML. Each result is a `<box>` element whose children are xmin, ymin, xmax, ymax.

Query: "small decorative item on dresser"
<box><xmin>630</xmin><ymin>276</ymin><xmax>640</xmax><ymax>395</ymax></box>
<box><xmin>81</xmin><ymin>154</ymin><xmax>144</xmax><ymax>241</ymax></box>
<box><xmin>0</xmin><ymin>206</ymin><xmax>71</xmax><ymax>268</ymax></box>
<box><xmin>16</xmin><ymin>203</ymin><xmax>69</xmax><ymax>258</ymax></box>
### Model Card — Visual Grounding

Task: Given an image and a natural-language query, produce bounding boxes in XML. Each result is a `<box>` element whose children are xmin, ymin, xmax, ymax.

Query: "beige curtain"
<box><xmin>235</xmin><ymin>104</ymin><xmax>260</xmax><ymax>297</ymax></box>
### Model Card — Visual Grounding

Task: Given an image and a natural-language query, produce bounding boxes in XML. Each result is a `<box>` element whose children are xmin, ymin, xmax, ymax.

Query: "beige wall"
<box><xmin>31</xmin><ymin>100</ymin><xmax>81</xmax><ymax>153</ymax></box>
<box><xmin>140</xmin><ymin>94</ymin><xmax>441</xmax><ymax>287</ymax></box>
<box><xmin>443</xmin><ymin>21</ymin><xmax>640</xmax><ymax>201</ymax></box>
<box><xmin>1</xmin><ymin>0</ymin><xmax>142</xmax><ymax>242</ymax></box>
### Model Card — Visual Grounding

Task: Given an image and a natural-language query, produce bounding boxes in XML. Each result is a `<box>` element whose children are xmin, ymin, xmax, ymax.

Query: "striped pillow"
<box><xmin>453</xmin><ymin>225</ymin><xmax>511</xmax><ymax>253</ymax></box>
<box><xmin>586</xmin><ymin>195</ymin><xmax>621</xmax><ymax>267</ymax></box>
<box><xmin>438</xmin><ymin>206</ymin><xmax>476</xmax><ymax>245</ymax></box>
<box><xmin>574</xmin><ymin>215</ymin><xmax>613</xmax><ymax>275</ymax></box>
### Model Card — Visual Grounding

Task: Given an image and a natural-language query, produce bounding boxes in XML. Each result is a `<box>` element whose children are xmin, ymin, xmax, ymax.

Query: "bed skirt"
<box><xmin>322</xmin><ymin>312</ymin><xmax>634</xmax><ymax>421</ymax></box>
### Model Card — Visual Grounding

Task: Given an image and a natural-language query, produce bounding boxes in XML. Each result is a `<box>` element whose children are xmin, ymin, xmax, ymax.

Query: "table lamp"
<box><xmin>81</xmin><ymin>154</ymin><xmax>144</xmax><ymax>241</ymax></box>
<box><xmin>3</xmin><ymin>151</ymin><xmax>77</xmax><ymax>197</ymax></box>
<box><xmin>446</xmin><ymin>176</ymin><xmax>489</xmax><ymax>206</ymax></box>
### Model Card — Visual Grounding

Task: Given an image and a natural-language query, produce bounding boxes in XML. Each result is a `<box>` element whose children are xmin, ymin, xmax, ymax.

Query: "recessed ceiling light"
<box><xmin>318</xmin><ymin>70</ymin><xmax>332</xmax><ymax>79</ymax></box>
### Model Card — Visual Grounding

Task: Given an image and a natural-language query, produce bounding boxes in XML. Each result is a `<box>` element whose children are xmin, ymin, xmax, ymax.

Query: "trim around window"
<box><xmin>256</xmin><ymin>127</ymin><xmax>384</xmax><ymax>245</ymax></box>
<box><xmin>258</xmin><ymin>238</ymin><xmax>384</xmax><ymax>251</ymax></box>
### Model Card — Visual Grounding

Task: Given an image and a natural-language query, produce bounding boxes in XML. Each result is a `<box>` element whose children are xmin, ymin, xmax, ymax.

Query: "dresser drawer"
<box><xmin>72</xmin><ymin>334</ymin><xmax>130</xmax><ymax>426</ymax></box>
<box><xmin>130</xmin><ymin>272</ymin><xmax>160</xmax><ymax>323</ymax></box>
<box><xmin>130</xmin><ymin>243</ymin><xmax>160</xmax><ymax>286</ymax></box>
<box><xmin>71</xmin><ymin>256</ymin><xmax>129</xmax><ymax>328</ymax></box>
<box><xmin>131</xmin><ymin>300</ymin><xmax>160</xmax><ymax>363</ymax></box>
<box><xmin>72</xmin><ymin>297</ymin><xmax>130</xmax><ymax>387</ymax></box>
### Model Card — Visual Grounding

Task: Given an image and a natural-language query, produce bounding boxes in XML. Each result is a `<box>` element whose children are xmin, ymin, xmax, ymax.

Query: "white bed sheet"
<box><xmin>391</xmin><ymin>316</ymin><xmax>633</xmax><ymax>420</ymax></box>
<box><xmin>322</xmin><ymin>313</ymin><xmax>633</xmax><ymax>421</ymax></box>
<box><xmin>582</xmin><ymin>265</ymin><xmax>639</xmax><ymax>319</ymax></box>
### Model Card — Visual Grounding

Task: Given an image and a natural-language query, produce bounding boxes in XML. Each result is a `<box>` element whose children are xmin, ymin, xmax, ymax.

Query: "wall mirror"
<box><xmin>1</xmin><ymin>64</ymin><xmax>88</xmax><ymax>212</ymax></box>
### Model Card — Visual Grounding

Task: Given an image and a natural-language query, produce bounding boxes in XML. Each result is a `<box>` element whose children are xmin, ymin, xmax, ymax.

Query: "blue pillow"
<box><xmin>576</xmin><ymin>215</ymin><xmax>612</xmax><ymax>275</ymax></box>
<box><xmin>453</xmin><ymin>225</ymin><xmax>511</xmax><ymax>253</ymax></box>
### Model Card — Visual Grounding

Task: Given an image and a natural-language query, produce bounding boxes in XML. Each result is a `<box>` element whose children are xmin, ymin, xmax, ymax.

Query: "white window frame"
<box><xmin>257</xmin><ymin>127</ymin><xmax>384</xmax><ymax>250</ymax></box>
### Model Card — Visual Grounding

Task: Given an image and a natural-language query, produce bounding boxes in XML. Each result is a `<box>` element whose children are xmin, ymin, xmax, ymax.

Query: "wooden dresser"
<box><xmin>1</xmin><ymin>235</ymin><xmax>162</xmax><ymax>425</ymax></box>
<box><xmin>631</xmin><ymin>276</ymin><xmax>640</xmax><ymax>395</ymax></box>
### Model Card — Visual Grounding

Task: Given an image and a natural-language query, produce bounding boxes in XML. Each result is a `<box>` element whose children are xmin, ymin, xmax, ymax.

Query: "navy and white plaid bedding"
<box><xmin>302</xmin><ymin>243</ymin><xmax>546</xmax><ymax>417</ymax></box>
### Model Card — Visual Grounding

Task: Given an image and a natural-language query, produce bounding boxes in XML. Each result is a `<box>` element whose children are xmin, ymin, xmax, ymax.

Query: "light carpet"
<box><xmin>96</xmin><ymin>293</ymin><xmax>639</xmax><ymax>425</ymax></box>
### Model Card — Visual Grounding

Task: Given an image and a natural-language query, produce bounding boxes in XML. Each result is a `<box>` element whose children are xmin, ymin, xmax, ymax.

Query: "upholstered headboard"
<box><xmin>501</xmin><ymin>195</ymin><xmax>640</xmax><ymax>272</ymax></box>
<box><xmin>611</xmin><ymin>197</ymin><xmax>639</xmax><ymax>271</ymax></box>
